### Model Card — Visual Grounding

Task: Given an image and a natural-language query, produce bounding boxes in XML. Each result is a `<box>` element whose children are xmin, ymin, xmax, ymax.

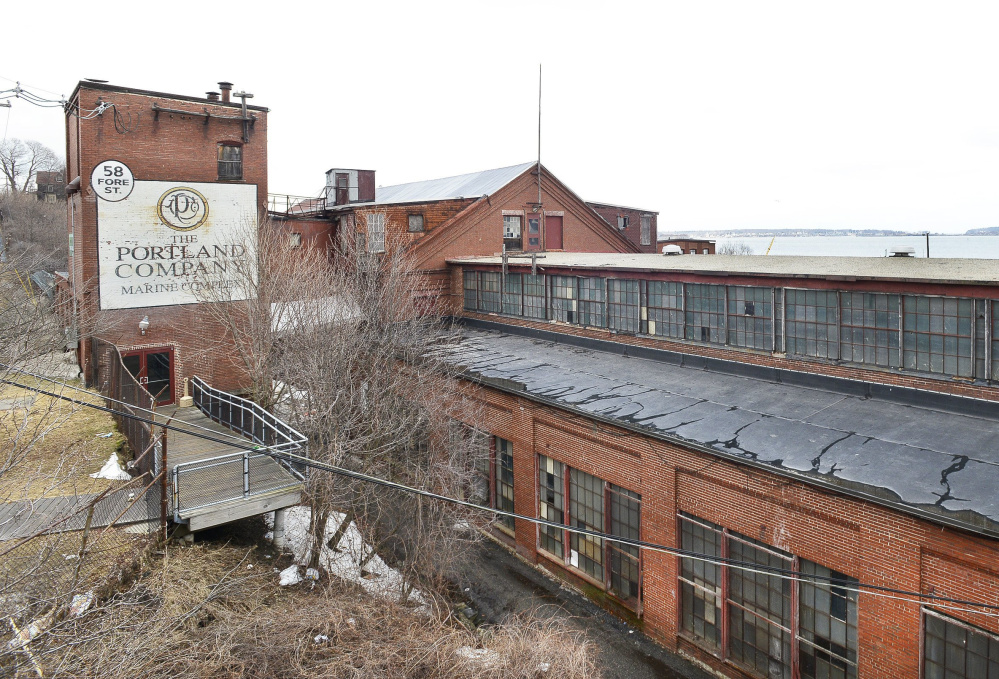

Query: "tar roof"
<box><xmin>448</xmin><ymin>252</ymin><xmax>999</xmax><ymax>286</ymax></box>
<box><xmin>357</xmin><ymin>162</ymin><xmax>535</xmax><ymax>207</ymax></box>
<box><xmin>448</xmin><ymin>325</ymin><xmax>999</xmax><ymax>537</ymax></box>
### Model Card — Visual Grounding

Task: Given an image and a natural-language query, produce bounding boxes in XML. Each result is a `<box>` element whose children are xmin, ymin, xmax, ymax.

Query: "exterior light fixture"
<box><xmin>139</xmin><ymin>316</ymin><xmax>150</xmax><ymax>335</ymax></box>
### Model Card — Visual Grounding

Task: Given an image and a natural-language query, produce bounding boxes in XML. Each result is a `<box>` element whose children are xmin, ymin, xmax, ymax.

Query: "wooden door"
<box><xmin>335</xmin><ymin>173</ymin><xmax>349</xmax><ymax>205</ymax></box>
<box><xmin>545</xmin><ymin>215</ymin><xmax>563</xmax><ymax>250</ymax></box>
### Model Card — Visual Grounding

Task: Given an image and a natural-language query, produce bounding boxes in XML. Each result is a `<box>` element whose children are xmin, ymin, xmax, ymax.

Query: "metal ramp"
<box><xmin>160</xmin><ymin>378</ymin><xmax>307</xmax><ymax>532</ymax></box>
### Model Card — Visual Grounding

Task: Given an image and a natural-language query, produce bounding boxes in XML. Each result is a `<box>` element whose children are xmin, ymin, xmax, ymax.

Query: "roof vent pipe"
<box><xmin>206</xmin><ymin>91</ymin><xmax>220</xmax><ymax>101</ymax></box>
<box><xmin>218</xmin><ymin>81</ymin><xmax>233</xmax><ymax>103</ymax></box>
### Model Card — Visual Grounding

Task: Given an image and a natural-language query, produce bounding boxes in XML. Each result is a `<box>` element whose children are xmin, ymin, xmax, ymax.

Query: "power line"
<box><xmin>2</xmin><ymin>370</ymin><xmax>998</xmax><ymax>617</ymax></box>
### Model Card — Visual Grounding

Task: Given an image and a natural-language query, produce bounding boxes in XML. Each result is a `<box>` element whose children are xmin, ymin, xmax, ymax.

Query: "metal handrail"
<box><xmin>171</xmin><ymin>377</ymin><xmax>308</xmax><ymax>520</ymax></box>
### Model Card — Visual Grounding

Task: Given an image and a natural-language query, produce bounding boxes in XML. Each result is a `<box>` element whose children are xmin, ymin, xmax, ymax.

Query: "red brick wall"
<box><xmin>465</xmin><ymin>381</ymin><xmax>999</xmax><ymax>679</ymax></box>
<box><xmin>67</xmin><ymin>83</ymin><xmax>268</xmax><ymax>400</ymax></box>
<box><xmin>588</xmin><ymin>204</ymin><xmax>659</xmax><ymax>253</ymax></box>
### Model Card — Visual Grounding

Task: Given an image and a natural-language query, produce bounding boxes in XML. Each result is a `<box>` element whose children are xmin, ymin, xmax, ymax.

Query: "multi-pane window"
<box><xmin>503</xmin><ymin>273</ymin><xmax>523</xmax><ymax>316</ymax></box>
<box><xmin>569</xmin><ymin>469</ymin><xmax>604</xmax><ymax>581</ymax></box>
<box><xmin>786</xmin><ymin>289</ymin><xmax>840</xmax><ymax>360</ymax></box>
<box><xmin>479</xmin><ymin>272</ymin><xmax>501</xmax><ymax>313</ymax></box>
<box><xmin>550</xmin><ymin>275</ymin><xmax>576</xmax><ymax>323</ymax></box>
<box><xmin>993</xmin><ymin>301</ymin><xmax>999</xmax><ymax>381</ymax></box>
<box><xmin>839</xmin><ymin>292</ymin><xmax>899</xmax><ymax>367</ymax></box>
<box><xmin>577</xmin><ymin>277</ymin><xmax>606</xmax><ymax>327</ymax></box>
<box><xmin>366</xmin><ymin>213</ymin><xmax>385</xmax><ymax>253</ymax></box>
<box><xmin>647</xmin><ymin>281</ymin><xmax>684</xmax><ymax>338</ymax></box>
<box><xmin>503</xmin><ymin>215</ymin><xmax>522</xmax><ymax>251</ymax></box>
<box><xmin>679</xmin><ymin>515</ymin><xmax>723</xmax><ymax>646</ymax></box>
<box><xmin>685</xmin><ymin>284</ymin><xmax>726</xmax><ymax>344</ymax></box>
<box><xmin>494</xmin><ymin>437</ymin><xmax>515</xmax><ymax>532</ymax></box>
<box><xmin>727</xmin><ymin>286</ymin><xmax>773</xmax><ymax>350</ymax></box>
<box><xmin>463</xmin><ymin>271</ymin><xmax>477</xmax><ymax>311</ymax></box>
<box><xmin>451</xmin><ymin>423</ymin><xmax>489</xmax><ymax>507</ymax></box>
<box><xmin>640</xmin><ymin>215</ymin><xmax>652</xmax><ymax>246</ymax></box>
<box><xmin>727</xmin><ymin>534</ymin><xmax>793</xmax><ymax>678</ymax></box>
<box><xmin>217</xmin><ymin>144</ymin><xmax>242</xmax><ymax>180</ymax></box>
<box><xmin>924</xmin><ymin>609</ymin><xmax>999</xmax><ymax>679</ymax></box>
<box><xmin>902</xmin><ymin>296</ymin><xmax>973</xmax><ymax>377</ymax></box>
<box><xmin>523</xmin><ymin>274</ymin><xmax>546</xmax><ymax>320</ymax></box>
<box><xmin>538</xmin><ymin>455</ymin><xmax>565</xmax><ymax>557</ymax></box>
<box><xmin>408</xmin><ymin>214</ymin><xmax>424</xmax><ymax>232</ymax></box>
<box><xmin>608</xmin><ymin>279</ymin><xmax>640</xmax><ymax>333</ymax></box>
<box><xmin>799</xmin><ymin>560</ymin><xmax>858</xmax><ymax>679</ymax></box>
<box><xmin>679</xmin><ymin>514</ymin><xmax>858</xmax><ymax>679</ymax></box>
<box><xmin>608</xmin><ymin>485</ymin><xmax>641</xmax><ymax>604</ymax></box>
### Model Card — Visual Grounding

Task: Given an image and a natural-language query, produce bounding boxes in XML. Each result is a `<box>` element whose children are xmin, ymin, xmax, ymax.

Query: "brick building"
<box><xmin>449</xmin><ymin>251</ymin><xmax>999</xmax><ymax>679</ymax></box>
<box><xmin>65</xmin><ymin>80</ymin><xmax>268</xmax><ymax>403</ymax></box>
<box><xmin>587</xmin><ymin>201</ymin><xmax>659</xmax><ymax>252</ymax></box>
<box><xmin>659</xmin><ymin>236</ymin><xmax>717</xmax><ymax>255</ymax></box>
<box><xmin>270</xmin><ymin>162</ymin><xmax>645</xmax><ymax>297</ymax></box>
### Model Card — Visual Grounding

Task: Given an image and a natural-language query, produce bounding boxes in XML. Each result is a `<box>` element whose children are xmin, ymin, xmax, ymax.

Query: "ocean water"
<box><xmin>710</xmin><ymin>235</ymin><xmax>999</xmax><ymax>259</ymax></box>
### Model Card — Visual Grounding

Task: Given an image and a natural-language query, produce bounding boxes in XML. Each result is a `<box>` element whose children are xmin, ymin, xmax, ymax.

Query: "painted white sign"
<box><xmin>90</xmin><ymin>160</ymin><xmax>134</xmax><ymax>202</ymax></box>
<box><xmin>97</xmin><ymin>180</ymin><xmax>257</xmax><ymax>310</ymax></box>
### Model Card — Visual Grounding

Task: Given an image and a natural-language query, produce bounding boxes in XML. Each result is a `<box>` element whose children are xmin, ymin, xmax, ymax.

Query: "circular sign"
<box><xmin>157</xmin><ymin>187</ymin><xmax>209</xmax><ymax>231</ymax></box>
<box><xmin>90</xmin><ymin>159</ymin><xmax>134</xmax><ymax>202</ymax></box>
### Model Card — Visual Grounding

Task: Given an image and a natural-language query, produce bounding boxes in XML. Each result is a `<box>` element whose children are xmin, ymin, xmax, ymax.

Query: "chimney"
<box><xmin>206</xmin><ymin>91</ymin><xmax>220</xmax><ymax>102</ymax></box>
<box><xmin>218</xmin><ymin>81</ymin><xmax>233</xmax><ymax>103</ymax></box>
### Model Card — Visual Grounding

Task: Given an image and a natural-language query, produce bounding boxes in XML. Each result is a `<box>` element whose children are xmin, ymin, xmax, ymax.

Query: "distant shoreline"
<box><xmin>660</xmin><ymin>230</ymin><xmax>998</xmax><ymax>239</ymax></box>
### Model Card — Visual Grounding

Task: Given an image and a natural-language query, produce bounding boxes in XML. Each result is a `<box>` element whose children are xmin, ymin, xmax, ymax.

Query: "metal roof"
<box><xmin>448</xmin><ymin>324</ymin><xmax>999</xmax><ymax>538</ymax></box>
<box><xmin>448</xmin><ymin>252</ymin><xmax>999</xmax><ymax>285</ymax></box>
<box><xmin>361</xmin><ymin>162</ymin><xmax>536</xmax><ymax>207</ymax></box>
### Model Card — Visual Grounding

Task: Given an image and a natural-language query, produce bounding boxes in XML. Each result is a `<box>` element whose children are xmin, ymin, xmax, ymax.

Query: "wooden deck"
<box><xmin>157</xmin><ymin>405</ymin><xmax>303</xmax><ymax>531</ymax></box>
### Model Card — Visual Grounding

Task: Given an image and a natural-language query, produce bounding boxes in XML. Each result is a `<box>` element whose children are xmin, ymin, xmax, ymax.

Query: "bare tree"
<box><xmin>0</xmin><ymin>190</ymin><xmax>68</xmax><ymax>271</ymax></box>
<box><xmin>194</xmin><ymin>222</ymin><xmax>487</xmax><ymax>603</ymax></box>
<box><xmin>718</xmin><ymin>240</ymin><xmax>754</xmax><ymax>255</ymax></box>
<box><xmin>0</xmin><ymin>139</ymin><xmax>62</xmax><ymax>193</ymax></box>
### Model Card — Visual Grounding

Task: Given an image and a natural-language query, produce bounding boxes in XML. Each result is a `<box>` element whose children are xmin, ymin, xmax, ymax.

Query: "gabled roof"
<box><xmin>368</xmin><ymin>162</ymin><xmax>536</xmax><ymax>206</ymax></box>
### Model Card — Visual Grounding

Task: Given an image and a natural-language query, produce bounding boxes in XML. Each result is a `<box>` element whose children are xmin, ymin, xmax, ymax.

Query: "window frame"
<box><xmin>408</xmin><ymin>213</ymin><xmax>425</xmax><ymax>232</ymax></box>
<box><xmin>537</xmin><ymin>454</ymin><xmax>642</xmax><ymax>612</ymax></box>
<box><xmin>678</xmin><ymin>513</ymin><xmax>859</xmax><ymax>679</ymax></box>
<box><xmin>922</xmin><ymin>607</ymin><xmax>999</xmax><ymax>679</ymax></box>
<box><xmin>217</xmin><ymin>143</ymin><xmax>243</xmax><ymax>181</ymax></box>
<box><xmin>366</xmin><ymin>213</ymin><xmax>386</xmax><ymax>253</ymax></box>
<box><xmin>503</xmin><ymin>214</ymin><xmax>523</xmax><ymax>251</ymax></box>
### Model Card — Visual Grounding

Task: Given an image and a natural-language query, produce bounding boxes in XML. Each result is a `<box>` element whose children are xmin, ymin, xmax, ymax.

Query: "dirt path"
<box><xmin>453</xmin><ymin>538</ymin><xmax>712</xmax><ymax>679</ymax></box>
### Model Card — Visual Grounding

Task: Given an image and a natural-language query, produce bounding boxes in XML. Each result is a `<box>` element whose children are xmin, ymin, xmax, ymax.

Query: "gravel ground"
<box><xmin>453</xmin><ymin>537</ymin><xmax>713</xmax><ymax>679</ymax></box>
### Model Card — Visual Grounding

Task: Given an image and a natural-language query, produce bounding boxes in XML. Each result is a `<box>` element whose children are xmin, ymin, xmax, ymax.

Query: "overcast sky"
<box><xmin>4</xmin><ymin>1</ymin><xmax>999</xmax><ymax>234</ymax></box>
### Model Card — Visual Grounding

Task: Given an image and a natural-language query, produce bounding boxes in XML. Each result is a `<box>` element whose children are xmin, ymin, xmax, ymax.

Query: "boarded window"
<box><xmin>408</xmin><ymin>214</ymin><xmax>424</xmax><ymax>232</ymax></box>
<box><xmin>217</xmin><ymin>144</ymin><xmax>242</xmax><ymax>180</ymax></box>
<box><xmin>640</xmin><ymin>215</ymin><xmax>652</xmax><ymax>245</ymax></box>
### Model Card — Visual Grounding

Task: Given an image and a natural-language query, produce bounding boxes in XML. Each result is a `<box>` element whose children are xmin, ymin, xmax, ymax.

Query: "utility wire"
<box><xmin>2</xmin><ymin>370</ymin><xmax>999</xmax><ymax>617</ymax></box>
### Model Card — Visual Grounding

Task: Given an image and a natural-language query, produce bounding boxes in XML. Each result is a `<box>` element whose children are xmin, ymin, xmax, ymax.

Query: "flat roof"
<box><xmin>71</xmin><ymin>81</ymin><xmax>270</xmax><ymax>112</ymax></box>
<box><xmin>449</xmin><ymin>323</ymin><xmax>999</xmax><ymax>538</ymax></box>
<box><xmin>586</xmin><ymin>201</ymin><xmax>659</xmax><ymax>215</ymax></box>
<box><xmin>448</xmin><ymin>252</ymin><xmax>999</xmax><ymax>285</ymax></box>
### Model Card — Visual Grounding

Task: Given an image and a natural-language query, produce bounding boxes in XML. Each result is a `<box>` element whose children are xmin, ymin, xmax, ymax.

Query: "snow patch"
<box><xmin>275</xmin><ymin>506</ymin><xmax>427</xmax><ymax>607</ymax></box>
<box><xmin>90</xmin><ymin>453</ymin><xmax>131</xmax><ymax>481</ymax></box>
<box><xmin>278</xmin><ymin>565</ymin><xmax>302</xmax><ymax>586</ymax></box>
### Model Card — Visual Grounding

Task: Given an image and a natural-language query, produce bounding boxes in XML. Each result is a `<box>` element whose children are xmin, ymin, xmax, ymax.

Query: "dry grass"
<box><xmin>15</xmin><ymin>538</ymin><xmax>598</xmax><ymax>678</ymax></box>
<box><xmin>0</xmin><ymin>377</ymin><xmax>126</xmax><ymax>500</ymax></box>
